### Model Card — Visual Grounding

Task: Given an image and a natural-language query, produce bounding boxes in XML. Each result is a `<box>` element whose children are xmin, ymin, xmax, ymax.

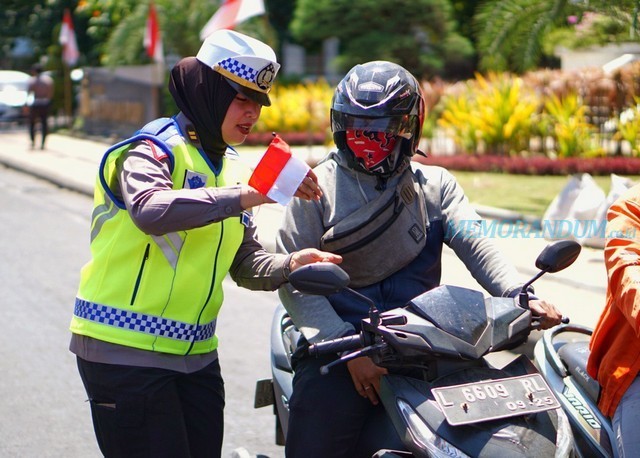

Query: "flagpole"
<box><xmin>150</xmin><ymin>62</ymin><xmax>163</xmax><ymax>119</ymax></box>
<box><xmin>63</xmin><ymin>62</ymin><xmax>73</xmax><ymax>128</ymax></box>
<box><xmin>59</xmin><ymin>8</ymin><xmax>79</xmax><ymax>128</ymax></box>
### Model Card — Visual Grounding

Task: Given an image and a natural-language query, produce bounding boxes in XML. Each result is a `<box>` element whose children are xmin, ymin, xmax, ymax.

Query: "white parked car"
<box><xmin>0</xmin><ymin>70</ymin><xmax>30</xmax><ymax>123</ymax></box>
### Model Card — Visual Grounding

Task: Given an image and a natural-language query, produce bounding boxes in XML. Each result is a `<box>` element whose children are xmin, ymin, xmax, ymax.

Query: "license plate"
<box><xmin>431</xmin><ymin>373</ymin><xmax>560</xmax><ymax>426</ymax></box>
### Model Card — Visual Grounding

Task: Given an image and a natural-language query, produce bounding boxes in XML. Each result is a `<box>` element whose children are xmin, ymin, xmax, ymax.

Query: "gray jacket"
<box><xmin>277</xmin><ymin>150</ymin><xmax>526</xmax><ymax>343</ymax></box>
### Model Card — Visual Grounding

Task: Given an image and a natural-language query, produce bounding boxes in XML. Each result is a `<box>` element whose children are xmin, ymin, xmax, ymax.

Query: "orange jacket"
<box><xmin>587</xmin><ymin>184</ymin><xmax>640</xmax><ymax>417</ymax></box>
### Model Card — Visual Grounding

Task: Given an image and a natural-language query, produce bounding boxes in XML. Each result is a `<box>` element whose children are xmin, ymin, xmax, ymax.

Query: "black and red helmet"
<box><xmin>331</xmin><ymin>61</ymin><xmax>425</xmax><ymax>177</ymax></box>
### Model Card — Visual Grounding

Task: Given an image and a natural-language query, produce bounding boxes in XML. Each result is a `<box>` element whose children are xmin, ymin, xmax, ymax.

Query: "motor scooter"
<box><xmin>255</xmin><ymin>240</ymin><xmax>582</xmax><ymax>457</ymax></box>
<box><xmin>534</xmin><ymin>323</ymin><xmax>617</xmax><ymax>457</ymax></box>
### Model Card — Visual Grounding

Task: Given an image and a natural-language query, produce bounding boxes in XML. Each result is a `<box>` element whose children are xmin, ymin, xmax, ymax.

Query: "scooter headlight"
<box><xmin>397</xmin><ymin>398</ymin><xmax>470</xmax><ymax>458</ymax></box>
<box><xmin>554</xmin><ymin>407</ymin><xmax>574</xmax><ymax>458</ymax></box>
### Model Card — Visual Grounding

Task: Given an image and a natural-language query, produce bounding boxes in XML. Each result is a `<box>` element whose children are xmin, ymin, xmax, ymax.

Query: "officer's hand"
<box><xmin>289</xmin><ymin>249</ymin><xmax>342</xmax><ymax>272</ymax></box>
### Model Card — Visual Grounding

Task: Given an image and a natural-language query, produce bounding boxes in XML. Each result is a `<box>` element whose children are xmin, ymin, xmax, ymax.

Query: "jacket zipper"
<box><xmin>185</xmin><ymin>219</ymin><xmax>223</xmax><ymax>354</ymax></box>
<box><xmin>186</xmin><ymin>172</ymin><xmax>224</xmax><ymax>354</ymax></box>
<box><xmin>130</xmin><ymin>243</ymin><xmax>150</xmax><ymax>305</ymax></box>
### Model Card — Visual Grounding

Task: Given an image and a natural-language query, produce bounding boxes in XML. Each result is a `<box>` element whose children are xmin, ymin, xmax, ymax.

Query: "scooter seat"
<box><xmin>557</xmin><ymin>341</ymin><xmax>601</xmax><ymax>403</ymax></box>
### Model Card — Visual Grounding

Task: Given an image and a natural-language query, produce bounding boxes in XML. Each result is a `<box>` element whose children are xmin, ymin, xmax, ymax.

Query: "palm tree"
<box><xmin>474</xmin><ymin>0</ymin><xmax>639</xmax><ymax>73</ymax></box>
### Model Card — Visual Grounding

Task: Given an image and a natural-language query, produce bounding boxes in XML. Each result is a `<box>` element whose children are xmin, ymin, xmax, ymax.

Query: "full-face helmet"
<box><xmin>331</xmin><ymin>61</ymin><xmax>425</xmax><ymax>177</ymax></box>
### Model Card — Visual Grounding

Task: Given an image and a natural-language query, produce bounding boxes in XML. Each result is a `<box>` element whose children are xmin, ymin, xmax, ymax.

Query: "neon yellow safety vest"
<box><xmin>70</xmin><ymin>119</ymin><xmax>250</xmax><ymax>355</ymax></box>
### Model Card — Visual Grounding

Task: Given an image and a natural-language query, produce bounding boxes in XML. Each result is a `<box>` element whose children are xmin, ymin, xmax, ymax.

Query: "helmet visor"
<box><xmin>331</xmin><ymin>112</ymin><xmax>416</xmax><ymax>139</ymax></box>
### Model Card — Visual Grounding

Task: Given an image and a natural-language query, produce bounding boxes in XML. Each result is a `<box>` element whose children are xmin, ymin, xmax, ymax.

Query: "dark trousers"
<box><xmin>285</xmin><ymin>352</ymin><xmax>405</xmax><ymax>458</ymax></box>
<box><xmin>76</xmin><ymin>357</ymin><xmax>225</xmax><ymax>458</ymax></box>
<box><xmin>28</xmin><ymin>104</ymin><xmax>49</xmax><ymax>148</ymax></box>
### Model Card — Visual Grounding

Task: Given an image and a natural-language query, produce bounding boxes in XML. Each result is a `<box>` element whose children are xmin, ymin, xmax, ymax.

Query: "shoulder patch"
<box><xmin>145</xmin><ymin>139</ymin><xmax>168</xmax><ymax>161</ymax></box>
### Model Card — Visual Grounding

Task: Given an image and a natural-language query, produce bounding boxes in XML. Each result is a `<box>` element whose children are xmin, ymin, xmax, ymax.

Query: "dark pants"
<box><xmin>285</xmin><ymin>351</ymin><xmax>405</xmax><ymax>458</ymax></box>
<box><xmin>76</xmin><ymin>357</ymin><xmax>225</xmax><ymax>458</ymax></box>
<box><xmin>28</xmin><ymin>103</ymin><xmax>49</xmax><ymax>148</ymax></box>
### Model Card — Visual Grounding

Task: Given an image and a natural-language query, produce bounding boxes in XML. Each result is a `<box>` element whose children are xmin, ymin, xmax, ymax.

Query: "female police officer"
<box><xmin>69</xmin><ymin>30</ymin><xmax>340</xmax><ymax>457</ymax></box>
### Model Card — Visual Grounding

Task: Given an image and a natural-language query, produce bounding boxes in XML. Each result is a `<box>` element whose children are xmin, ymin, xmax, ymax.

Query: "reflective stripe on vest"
<box><xmin>153</xmin><ymin>233</ymin><xmax>185</xmax><ymax>269</ymax></box>
<box><xmin>90</xmin><ymin>192</ymin><xmax>186</xmax><ymax>269</ymax></box>
<box><xmin>90</xmin><ymin>197</ymin><xmax>118</xmax><ymax>243</ymax></box>
<box><xmin>74</xmin><ymin>298</ymin><xmax>217</xmax><ymax>342</ymax></box>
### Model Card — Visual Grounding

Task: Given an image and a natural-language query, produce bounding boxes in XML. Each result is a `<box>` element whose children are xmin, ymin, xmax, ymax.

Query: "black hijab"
<box><xmin>168</xmin><ymin>57</ymin><xmax>237</xmax><ymax>157</ymax></box>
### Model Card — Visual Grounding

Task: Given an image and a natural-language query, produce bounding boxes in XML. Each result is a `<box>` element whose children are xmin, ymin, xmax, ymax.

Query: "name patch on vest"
<box><xmin>184</xmin><ymin>170</ymin><xmax>208</xmax><ymax>189</ymax></box>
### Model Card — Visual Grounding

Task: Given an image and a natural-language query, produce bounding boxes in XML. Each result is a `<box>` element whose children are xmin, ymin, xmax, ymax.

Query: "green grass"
<box><xmin>451</xmin><ymin>171</ymin><xmax>640</xmax><ymax>218</ymax></box>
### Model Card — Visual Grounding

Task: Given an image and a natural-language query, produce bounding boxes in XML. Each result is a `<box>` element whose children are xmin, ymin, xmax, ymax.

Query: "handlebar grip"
<box><xmin>309</xmin><ymin>335</ymin><xmax>363</xmax><ymax>357</ymax></box>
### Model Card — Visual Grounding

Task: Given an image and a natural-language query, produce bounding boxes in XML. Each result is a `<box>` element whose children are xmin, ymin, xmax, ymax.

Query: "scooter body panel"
<box><xmin>534</xmin><ymin>324</ymin><xmax>616</xmax><ymax>458</ymax></box>
<box><xmin>381</xmin><ymin>362</ymin><xmax>562</xmax><ymax>458</ymax></box>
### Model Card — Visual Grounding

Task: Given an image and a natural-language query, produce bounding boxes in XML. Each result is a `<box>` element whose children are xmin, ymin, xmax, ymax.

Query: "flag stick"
<box><xmin>62</xmin><ymin>62</ymin><xmax>73</xmax><ymax>128</ymax></box>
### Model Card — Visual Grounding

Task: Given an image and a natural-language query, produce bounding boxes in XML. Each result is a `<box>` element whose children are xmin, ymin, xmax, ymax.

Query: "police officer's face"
<box><xmin>221</xmin><ymin>93</ymin><xmax>262</xmax><ymax>145</ymax></box>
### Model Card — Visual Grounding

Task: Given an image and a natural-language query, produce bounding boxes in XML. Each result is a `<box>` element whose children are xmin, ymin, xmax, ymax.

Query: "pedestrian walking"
<box><xmin>26</xmin><ymin>63</ymin><xmax>54</xmax><ymax>150</ymax></box>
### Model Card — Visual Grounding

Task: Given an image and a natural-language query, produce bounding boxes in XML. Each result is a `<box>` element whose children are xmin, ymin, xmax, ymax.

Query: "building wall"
<box><xmin>79</xmin><ymin>64</ymin><xmax>163</xmax><ymax>139</ymax></box>
<box><xmin>556</xmin><ymin>43</ymin><xmax>640</xmax><ymax>72</ymax></box>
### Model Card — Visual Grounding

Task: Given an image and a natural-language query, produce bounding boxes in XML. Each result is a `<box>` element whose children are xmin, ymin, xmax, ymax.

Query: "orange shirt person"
<box><xmin>588</xmin><ymin>184</ymin><xmax>640</xmax><ymax>456</ymax></box>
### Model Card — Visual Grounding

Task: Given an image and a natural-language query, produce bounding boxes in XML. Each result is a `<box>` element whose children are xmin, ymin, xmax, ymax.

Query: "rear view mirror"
<box><xmin>535</xmin><ymin>240</ymin><xmax>582</xmax><ymax>273</ymax></box>
<box><xmin>288</xmin><ymin>262</ymin><xmax>350</xmax><ymax>295</ymax></box>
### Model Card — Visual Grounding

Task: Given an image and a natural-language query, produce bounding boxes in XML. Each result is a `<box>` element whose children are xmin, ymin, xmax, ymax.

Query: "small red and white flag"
<box><xmin>200</xmin><ymin>0</ymin><xmax>266</xmax><ymax>40</ymax></box>
<box><xmin>144</xmin><ymin>2</ymin><xmax>164</xmax><ymax>63</ymax></box>
<box><xmin>249</xmin><ymin>134</ymin><xmax>310</xmax><ymax>206</ymax></box>
<box><xmin>59</xmin><ymin>8</ymin><xmax>80</xmax><ymax>66</ymax></box>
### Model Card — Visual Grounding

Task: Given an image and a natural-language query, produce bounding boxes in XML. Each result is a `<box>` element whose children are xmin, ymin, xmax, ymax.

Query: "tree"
<box><xmin>289</xmin><ymin>0</ymin><xmax>474</xmax><ymax>80</ymax></box>
<box><xmin>474</xmin><ymin>0</ymin><xmax>640</xmax><ymax>73</ymax></box>
<box><xmin>90</xmin><ymin>0</ymin><xmax>276</xmax><ymax>67</ymax></box>
<box><xmin>265</xmin><ymin>0</ymin><xmax>297</xmax><ymax>50</ymax></box>
<box><xmin>0</xmin><ymin>0</ymin><xmax>96</xmax><ymax>70</ymax></box>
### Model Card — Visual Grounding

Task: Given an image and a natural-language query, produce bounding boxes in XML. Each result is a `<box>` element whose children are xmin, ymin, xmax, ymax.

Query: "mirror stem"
<box><xmin>519</xmin><ymin>269</ymin><xmax>548</xmax><ymax>308</ymax></box>
<box><xmin>344</xmin><ymin>288</ymin><xmax>380</xmax><ymax>326</ymax></box>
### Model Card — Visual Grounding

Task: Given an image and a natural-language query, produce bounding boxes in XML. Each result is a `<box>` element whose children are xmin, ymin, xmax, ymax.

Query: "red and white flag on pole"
<box><xmin>59</xmin><ymin>8</ymin><xmax>80</xmax><ymax>66</ymax></box>
<box><xmin>144</xmin><ymin>1</ymin><xmax>164</xmax><ymax>63</ymax></box>
<box><xmin>249</xmin><ymin>135</ymin><xmax>310</xmax><ymax>206</ymax></box>
<box><xmin>200</xmin><ymin>0</ymin><xmax>266</xmax><ymax>40</ymax></box>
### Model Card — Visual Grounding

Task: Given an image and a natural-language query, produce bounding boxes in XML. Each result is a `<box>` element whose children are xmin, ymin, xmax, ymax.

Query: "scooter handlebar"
<box><xmin>309</xmin><ymin>334</ymin><xmax>363</xmax><ymax>357</ymax></box>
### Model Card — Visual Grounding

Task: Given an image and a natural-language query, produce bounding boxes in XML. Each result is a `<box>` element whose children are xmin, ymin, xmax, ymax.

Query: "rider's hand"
<box><xmin>529</xmin><ymin>299</ymin><xmax>563</xmax><ymax>330</ymax></box>
<box><xmin>293</xmin><ymin>170</ymin><xmax>323</xmax><ymax>201</ymax></box>
<box><xmin>289</xmin><ymin>248</ymin><xmax>342</xmax><ymax>273</ymax></box>
<box><xmin>347</xmin><ymin>356</ymin><xmax>388</xmax><ymax>405</ymax></box>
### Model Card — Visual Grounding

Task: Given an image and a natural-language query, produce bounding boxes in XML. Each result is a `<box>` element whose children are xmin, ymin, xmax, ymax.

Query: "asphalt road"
<box><xmin>0</xmin><ymin>164</ymin><xmax>285</xmax><ymax>458</ymax></box>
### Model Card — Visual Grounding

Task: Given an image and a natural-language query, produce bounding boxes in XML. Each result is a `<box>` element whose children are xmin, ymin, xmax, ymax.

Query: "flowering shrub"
<box><xmin>414</xmin><ymin>154</ymin><xmax>640</xmax><ymax>176</ymax></box>
<box><xmin>615</xmin><ymin>97</ymin><xmax>640</xmax><ymax>156</ymax></box>
<box><xmin>244</xmin><ymin>131</ymin><xmax>327</xmax><ymax>146</ymax></box>
<box><xmin>239</xmin><ymin>64</ymin><xmax>640</xmax><ymax>164</ymax></box>
<box><xmin>254</xmin><ymin>79</ymin><xmax>333</xmax><ymax>144</ymax></box>
<box><xmin>438</xmin><ymin>72</ymin><xmax>538</xmax><ymax>155</ymax></box>
<box><xmin>544</xmin><ymin>93</ymin><xmax>596</xmax><ymax>157</ymax></box>
<box><xmin>545</xmin><ymin>12</ymin><xmax>633</xmax><ymax>51</ymax></box>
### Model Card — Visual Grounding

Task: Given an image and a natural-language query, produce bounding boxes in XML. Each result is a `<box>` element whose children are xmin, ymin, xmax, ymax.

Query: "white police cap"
<box><xmin>196</xmin><ymin>29</ymin><xmax>280</xmax><ymax>106</ymax></box>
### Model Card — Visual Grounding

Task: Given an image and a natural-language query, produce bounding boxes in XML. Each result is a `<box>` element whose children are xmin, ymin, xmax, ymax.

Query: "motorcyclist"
<box><xmin>276</xmin><ymin>60</ymin><xmax>564</xmax><ymax>458</ymax></box>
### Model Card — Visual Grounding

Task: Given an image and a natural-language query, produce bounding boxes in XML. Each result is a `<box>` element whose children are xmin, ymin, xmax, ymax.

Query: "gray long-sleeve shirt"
<box><xmin>277</xmin><ymin>150</ymin><xmax>527</xmax><ymax>344</ymax></box>
<box><xmin>70</xmin><ymin>118</ymin><xmax>289</xmax><ymax>372</ymax></box>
